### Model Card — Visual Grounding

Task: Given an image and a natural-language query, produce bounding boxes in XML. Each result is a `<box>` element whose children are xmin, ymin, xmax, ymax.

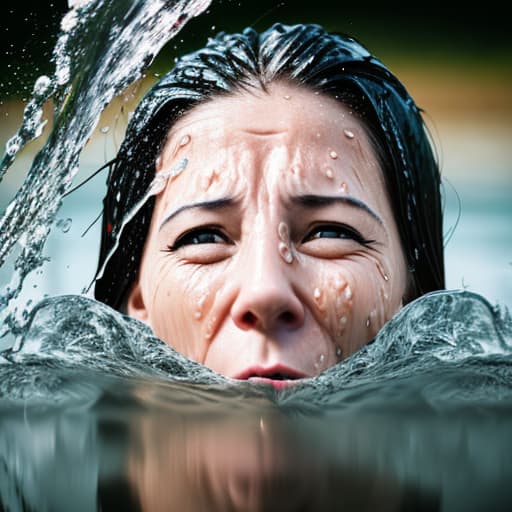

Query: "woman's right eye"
<box><xmin>165</xmin><ymin>227</ymin><xmax>230</xmax><ymax>252</ymax></box>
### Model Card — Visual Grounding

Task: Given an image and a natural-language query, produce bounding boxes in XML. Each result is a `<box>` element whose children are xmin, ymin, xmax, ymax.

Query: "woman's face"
<box><xmin>128</xmin><ymin>82</ymin><xmax>407</xmax><ymax>383</ymax></box>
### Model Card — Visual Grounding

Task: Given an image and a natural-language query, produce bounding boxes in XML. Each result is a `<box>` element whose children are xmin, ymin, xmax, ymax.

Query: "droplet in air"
<box><xmin>55</xmin><ymin>63</ymin><xmax>70</xmax><ymax>86</ymax></box>
<box><xmin>56</xmin><ymin>218</ymin><xmax>72</xmax><ymax>233</ymax></box>
<box><xmin>343</xmin><ymin>129</ymin><xmax>355</xmax><ymax>139</ymax></box>
<box><xmin>5</xmin><ymin>134</ymin><xmax>21</xmax><ymax>157</ymax></box>
<box><xmin>33</xmin><ymin>75</ymin><xmax>51</xmax><ymax>96</ymax></box>
<box><xmin>329</xmin><ymin>150</ymin><xmax>338</xmax><ymax>159</ymax></box>
<box><xmin>60</xmin><ymin>10</ymin><xmax>78</xmax><ymax>32</ymax></box>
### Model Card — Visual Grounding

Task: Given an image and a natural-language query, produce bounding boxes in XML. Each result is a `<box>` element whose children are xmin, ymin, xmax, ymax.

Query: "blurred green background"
<box><xmin>1</xmin><ymin>0</ymin><xmax>511</xmax><ymax>307</ymax></box>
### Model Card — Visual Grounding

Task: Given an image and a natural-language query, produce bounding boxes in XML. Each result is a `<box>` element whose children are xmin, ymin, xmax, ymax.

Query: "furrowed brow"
<box><xmin>291</xmin><ymin>194</ymin><xmax>383</xmax><ymax>225</ymax></box>
<box><xmin>159</xmin><ymin>197</ymin><xmax>236</xmax><ymax>231</ymax></box>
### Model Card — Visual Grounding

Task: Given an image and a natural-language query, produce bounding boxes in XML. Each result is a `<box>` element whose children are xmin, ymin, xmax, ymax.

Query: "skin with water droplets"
<box><xmin>127</xmin><ymin>82</ymin><xmax>408</xmax><ymax>378</ymax></box>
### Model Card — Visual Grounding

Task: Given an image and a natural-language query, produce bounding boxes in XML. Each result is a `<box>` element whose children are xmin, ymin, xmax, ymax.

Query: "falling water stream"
<box><xmin>1</xmin><ymin>2</ymin><xmax>512</xmax><ymax>511</ymax></box>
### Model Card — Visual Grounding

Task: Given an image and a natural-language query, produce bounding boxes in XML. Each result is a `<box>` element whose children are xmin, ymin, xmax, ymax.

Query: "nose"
<box><xmin>230</xmin><ymin>242</ymin><xmax>305</xmax><ymax>333</ymax></box>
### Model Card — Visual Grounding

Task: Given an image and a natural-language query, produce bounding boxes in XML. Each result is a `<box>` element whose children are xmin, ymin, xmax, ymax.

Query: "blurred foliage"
<box><xmin>1</xmin><ymin>0</ymin><xmax>511</xmax><ymax>100</ymax></box>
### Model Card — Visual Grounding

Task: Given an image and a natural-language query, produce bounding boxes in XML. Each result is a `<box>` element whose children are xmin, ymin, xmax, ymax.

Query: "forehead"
<box><xmin>165</xmin><ymin>82</ymin><xmax>358</xmax><ymax>148</ymax></box>
<box><xmin>156</xmin><ymin>82</ymin><xmax>386</xmax><ymax>205</ymax></box>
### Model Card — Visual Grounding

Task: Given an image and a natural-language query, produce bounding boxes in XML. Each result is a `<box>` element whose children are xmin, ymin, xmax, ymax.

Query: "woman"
<box><xmin>94</xmin><ymin>23</ymin><xmax>445</xmax><ymax>384</ymax></box>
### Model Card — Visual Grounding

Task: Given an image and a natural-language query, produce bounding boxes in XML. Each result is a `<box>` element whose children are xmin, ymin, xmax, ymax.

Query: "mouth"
<box><xmin>234</xmin><ymin>366</ymin><xmax>307</xmax><ymax>390</ymax></box>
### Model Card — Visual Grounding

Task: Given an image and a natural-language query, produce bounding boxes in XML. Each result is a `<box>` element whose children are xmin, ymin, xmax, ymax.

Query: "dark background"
<box><xmin>1</xmin><ymin>0</ymin><xmax>511</xmax><ymax>99</ymax></box>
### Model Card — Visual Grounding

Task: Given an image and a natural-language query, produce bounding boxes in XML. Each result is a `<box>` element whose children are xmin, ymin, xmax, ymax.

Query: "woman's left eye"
<box><xmin>302</xmin><ymin>224</ymin><xmax>373</xmax><ymax>246</ymax></box>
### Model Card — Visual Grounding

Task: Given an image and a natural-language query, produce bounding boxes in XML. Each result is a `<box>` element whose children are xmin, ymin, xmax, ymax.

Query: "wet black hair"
<box><xmin>94</xmin><ymin>22</ymin><xmax>445</xmax><ymax>311</ymax></box>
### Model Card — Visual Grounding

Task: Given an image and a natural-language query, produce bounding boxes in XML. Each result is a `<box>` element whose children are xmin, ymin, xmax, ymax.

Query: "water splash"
<box><xmin>0</xmin><ymin>0</ymin><xmax>212</xmax><ymax>334</ymax></box>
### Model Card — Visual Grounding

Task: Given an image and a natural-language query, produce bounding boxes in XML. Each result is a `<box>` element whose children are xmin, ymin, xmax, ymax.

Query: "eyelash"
<box><xmin>302</xmin><ymin>223</ymin><xmax>375</xmax><ymax>246</ymax></box>
<box><xmin>164</xmin><ymin>226</ymin><xmax>230</xmax><ymax>252</ymax></box>
<box><xmin>164</xmin><ymin>222</ymin><xmax>374</xmax><ymax>254</ymax></box>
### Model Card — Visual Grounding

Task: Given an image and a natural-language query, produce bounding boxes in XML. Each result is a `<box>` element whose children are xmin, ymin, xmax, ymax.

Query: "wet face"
<box><xmin>128</xmin><ymin>82</ymin><xmax>408</xmax><ymax>383</ymax></box>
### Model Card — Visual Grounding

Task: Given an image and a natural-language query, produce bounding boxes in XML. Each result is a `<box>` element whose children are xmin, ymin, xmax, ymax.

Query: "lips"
<box><xmin>234</xmin><ymin>365</ymin><xmax>307</xmax><ymax>390</ymax></box>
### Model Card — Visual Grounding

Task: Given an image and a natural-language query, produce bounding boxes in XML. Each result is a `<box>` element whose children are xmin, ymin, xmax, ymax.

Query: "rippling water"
<box><xmin>1</xmin><ymin>1</ymin><xmax>512</xmax><ymax>510</ymax></box>
<box><xmin>1</xmin><ymin>290</ymin><xmax>511</xmax><ymax>510</ymax></box>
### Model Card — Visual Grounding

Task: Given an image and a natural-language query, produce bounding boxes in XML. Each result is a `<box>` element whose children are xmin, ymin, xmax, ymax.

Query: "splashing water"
<box><xmin>93</xmin><ymin>157</ymin><xmax>188</xmax><ymax>285</ymax></box>
<box><xmin>1</xmin><ymin>5</ymin><xmax>512</xmax><ymax>510</ymax></box>
<box><xmin>0</xmin><ymin>0</ymin><xmax>211</xmax><ymax>338</ymax></box>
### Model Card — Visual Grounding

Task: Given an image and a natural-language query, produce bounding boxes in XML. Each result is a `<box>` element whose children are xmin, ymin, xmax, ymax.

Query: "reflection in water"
<box><xmin>1</xmin><ymin>374</ymin><xmax>446</xmax><ymax>512</ymax></box>
<box><xmin>1</xmin><ymin>291</ymin><xmax>512</xmax><ymax>510</ymax></box>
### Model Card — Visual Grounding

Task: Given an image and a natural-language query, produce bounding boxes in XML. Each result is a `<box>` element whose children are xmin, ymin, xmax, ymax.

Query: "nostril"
<box><xmin>242</xmin><ymin>311</ymin><xmax>257</xmax><ymax>327</ymax></box>
<box><xmin>280</xmin><ymin>311</ymin><xmax>296</xmax><ymax>325</ymax></box>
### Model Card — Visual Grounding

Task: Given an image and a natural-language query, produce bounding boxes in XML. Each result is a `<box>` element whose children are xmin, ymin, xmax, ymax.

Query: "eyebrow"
<box><xmin>291</xmin><ymin>194</ymin><xmax>384</xmax><ymax>225</ymax></box>
<box><xmin>159</xmin><ymin>197</ymin><xmax>236</xmax><ymax>231</ymax></box>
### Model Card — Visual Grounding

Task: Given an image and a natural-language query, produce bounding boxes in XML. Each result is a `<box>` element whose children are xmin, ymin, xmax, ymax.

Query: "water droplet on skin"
<box><xmin>325</xmin><ymin>167</ymin><xmax>333</xmax><ymax>179</ymax></box>
<box><xmin>339</xmin><ymin>315</ymin><xmax>348</xmax><ymax>326</ymax></box>
<box><xmin>329</xmin><ymin>150</ymin><xmax>338</xmax><ymax>159</ymax></box>
<box><xmin>201</xmin><ymin>168</ymin><xmax>220</xmax><ymax>191</ymax></box>
<box><xmin>340</xmin><ymin>182</ymin><xmax>348</xmax><ymax>194</ymax></box>
<box><xmin>317</xmin><ymin>353</ymin><xmax>326</xmax><ymax>366</ymax></box>
<box><xmin>335</xmin><ymin>346</ymin><xmax>342</xmax><ymax>358</ymax></box>
<box><xmin>179</xmin><ymin>134</ymin><xmax>191</xmax><ymax>147</ymax></box>
<box><xmin>334</xmin><ymin>275</ymin><xmax>347</xmax><ymax>292</ymax></box>
<box><xmin>283</xmin><ymin>94</ymin><xmax>291</xmax><ymax>100</ymax></box>
<box><xmin>344</xmin><ymin>285</ymin><xmax>352</xmax><ymax>300</ymax></box>
<box><xmin>100</xmin><ymin>126</ymin><xmax>109</xmax><ymax>134</ymax></box>
<box><xmin>375</xmin><ymin>260</ymin><xmax>389</xmax><ymax>281</ymax></box>
<box><xmin>205</xmin><ymin>315</ymin><xmax>216</xmax><ymax>341</ymax></box>
<box><xmin>366</xmin><ymin>317</ymin><xmax>371</xmax><ymax>328</ymax></box>
<box><xmin>277</xmin><ymin>222</ymin><xmax>290</xmax><ymax>243</ymax></box>
<box><xmin>343</xmin><ymin>129</ymin><xmax>355</xmax><ymax>139</ymax></box>
<box><xmin>194</xmin><ymin>294</ymin><xmax>207</xmax><ymax>321</ymax></box>
<box><xmin>313</xmin><ymin>287</ymin><xmax>321</xmax><ymax>300</ymax></box>
<box><xmin>278</xmin><ymin>242</ymin><xmax>293</xmax><ymax>264</ymax></box>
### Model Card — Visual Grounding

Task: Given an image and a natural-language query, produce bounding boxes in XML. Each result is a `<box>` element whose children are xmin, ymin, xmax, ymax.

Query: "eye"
<box><xmin>165</xmin><ymin>226</ymin><xmax>231</xmax><ymax>252</ymax></box>
<box><xmin>302</xmin><ymin>224</ymin><xmax>374</xmax><ymax>246</ymax></box>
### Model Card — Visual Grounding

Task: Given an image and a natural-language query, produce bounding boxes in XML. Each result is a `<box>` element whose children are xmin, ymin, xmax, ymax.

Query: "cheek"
<box><xmin>309</xmin><ymin>259</ymin><xmax>395</xmax><ymax>359</ymax></box>
<box><xmin>142</xmin><ymin>260</ymin><xmax>217</xmax><ymax>360</ymax></box>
